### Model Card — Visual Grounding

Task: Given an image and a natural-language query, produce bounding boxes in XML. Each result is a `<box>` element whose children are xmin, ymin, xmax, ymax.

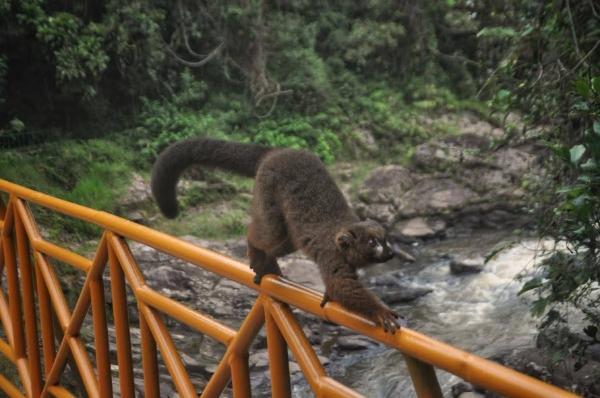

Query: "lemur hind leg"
<box><xmin>247</xmin><ymin>242</ymin><xmax>281</xmax><ymax>284</ymax></box>
<box><xmin>247</xmin><ymin>219</ymin><xmax>287</xmax><ymax>284</ymax></box>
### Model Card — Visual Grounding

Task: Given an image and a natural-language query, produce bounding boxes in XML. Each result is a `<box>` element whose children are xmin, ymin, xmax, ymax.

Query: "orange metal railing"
<box><xmin>0</xmin><ymin>178</ymin><xmax>580</xmax><ymax>398</ymax></box>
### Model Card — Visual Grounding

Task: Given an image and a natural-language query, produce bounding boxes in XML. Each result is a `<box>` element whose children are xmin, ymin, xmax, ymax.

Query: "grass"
<box><xmin>0</xmin><ymin>138</ymin><xmax>136</xmax><ymax>241</ymax></box>
<box><xmin>155</xmin><ymin>198</ymin><xmax>251</xmax><ymax>240</ymax></box>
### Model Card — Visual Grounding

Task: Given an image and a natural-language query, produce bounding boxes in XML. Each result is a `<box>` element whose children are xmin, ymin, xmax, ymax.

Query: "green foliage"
<box><xmin>485</xmin><ymin>0</ymin><xmax>600</xmax><ymax>361</ymax></box>
<box><xmin>36</xmin><ymin>13</ymin><xmax>109</xmax><ymax>97</ymax></box>
<box><xmin>135</xmin><ymin>100</ymin><xmax>231</xmax><ymax>161</ymax></box>
<box><xmin>343</xmin><ymin>21</ymin><xmax>405</xmax><ymax>67</ymax></box>
<box><xmin>0</xmin><ymin>138</ymin><xmax>134</xmax><ymax>238</ymax></box>
<box><xmin>476</xmin><ymin>27</ymin><xmax>517</xmax><ymax>39</ymax></box>
<box><xmin>250</xmin><ymin>117</ymin><xmax>342</xmax><ymax>164</ymax></box>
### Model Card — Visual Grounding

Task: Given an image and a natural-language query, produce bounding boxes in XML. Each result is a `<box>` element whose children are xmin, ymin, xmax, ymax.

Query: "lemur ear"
<box><xmin>335</xmin><ymin>228</ymin><xmax>356</xmax><ymax>251</ymax></box>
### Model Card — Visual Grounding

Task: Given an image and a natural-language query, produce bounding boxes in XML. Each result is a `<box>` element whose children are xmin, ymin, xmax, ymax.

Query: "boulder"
<box><xmin>449</xmin><ymin>256</ymin><xmax>485</xmax><ymax>275</ymax></box>
<box><xmin>358</xmin><ymin>165</ymin><xmax>415</xmax><ymax>205</ymax></box>
<box><xmin>399</xmin><ymin>178</ymin><xmax>478</xmax><ymax>217</ymax></box>
<box><xmin>355</xmin><ymin>202</ymin><xmax>399</xmax><ymax>226</ymax></box>
<box><xmin>413</xmin><ymin>133</ymin><xmax>491</xmax><ymax>169</ymax></box>
<box><xmin>491</xmin><ymin>148</ymin><xmax>535</xmax><ymax>176</ymax></box>
<box><xmin>379</xmin><ymin>285</ymin><xmax>433</xmax><ymax>303</ymax></box>
<box><xmin>119</xmin><ymin>173</ymin><xmax>152</xmax><ymax>208</ymax></box>
<box><xmin>279</xmin><ymin>257</ymin><xmax>325</xmax><ymax>292</ymax></box>
<box><xmin>392</xmin><ymin>217</ymin><xmax>446</xmax><ymax>240</ymax></box>
<box><xmin>336</xmin><ymin>335</ymin><xmax>374</xmax><ymax>350</ymax></box>
<box><xmin>353</xmin><ymin>127</ymin><xmax>379</xmax><ymax>154</ymax></box>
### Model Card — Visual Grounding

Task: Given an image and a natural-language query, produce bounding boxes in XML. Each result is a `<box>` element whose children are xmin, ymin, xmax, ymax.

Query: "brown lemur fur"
<box><xmin>151</xmin><ymin>138</ymin><xmax>402</xmax><ymax>333</ymax></box>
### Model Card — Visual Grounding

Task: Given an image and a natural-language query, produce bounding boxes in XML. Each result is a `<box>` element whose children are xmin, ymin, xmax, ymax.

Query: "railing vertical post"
<box><xmin>403</xmin><ymin>355</ymin><xmax>443</xmax><ymax>398</ymax></box>
<box><xmin>140</xmin><ymin>311</ymin><xmax>160</xmax><ymax>398</ymax></box>
<box><xmin>2</xmin><ymin>203</ymin><xmax>24</xmax><ymax>358</ymax></box>
<box><xmin>1</xmin><ymin>199</ymin><xmax>32</xmax><ymax>398</ymax></box>
<box><xmin>35</xmin><ymin>263</ymin><xmax>55</xmax><ymax>377</ymax></box>
<box><xmin>264</xmin><ymin>307</ymin><xmax>291</xmax><ymax>398</ymax></box>
<box><xmin>15</xmin><ymin>213</ymin><xmax>42</xmax><ymax>397</ymax></box>
<box><xmin>230</xmin><ymin>353</ymin><xmax>251</xmax><ymax>398</ymax></box>
<box><xmin>108</xmin><ymin>243</ymin><xmax>136</xmax><ymax>398</ymax></box>
<box><xmin>90</xmin><ymin>274</ymin><xmax>113</xmax><ymax>397</ymax></box>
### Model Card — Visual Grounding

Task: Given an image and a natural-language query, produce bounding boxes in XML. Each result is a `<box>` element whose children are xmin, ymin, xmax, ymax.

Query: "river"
<box><xmin>297</xmin><ymin>230</ymin><xmax>545</xmax><ymax>397</ymax></box>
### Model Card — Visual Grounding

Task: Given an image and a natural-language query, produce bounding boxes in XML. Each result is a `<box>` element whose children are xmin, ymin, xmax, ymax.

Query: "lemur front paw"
<box><xmin>375</xmin><ymin>308</ymin><xmax>405</xmax><ymax>334</ymax></box>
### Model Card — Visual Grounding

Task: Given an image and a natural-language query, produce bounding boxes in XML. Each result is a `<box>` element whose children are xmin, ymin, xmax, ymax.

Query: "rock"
<box><xmin>455</xmin><ymin>112</ymin><xmax>505</xmax><ymax>139</ymax></box>
<box><xmin>491</xmin><ymin>148</ymin><xmax>535</xmax><ymax>176</ymax></box>
<box><xmin>249</xmin><ymin>350</ymin><xmax>271</xmax><ymax>369</ymax></box>
<box><xmin>124</xmin><ymin>210</ymin><xmax>146</xmax><ymax>224</ymax></box>
<box><xmin>452</xmin><ymin>381</ymin><xmax>474</xmax><ymax>397</ymax></box>
<box><xmin>379</xmin><ymin>285</ymin><xmax>433</xmax><ymax>303</ymax></box>
<box><xmin>392</xmin><ymin>217</ymin><xmax>446</xmax><ymax>240</ymax></box>
<box><xmin>449</xmin><ymin>256</ymin><xmax>485</xmax><ymax>275</ymax></box>
<box><xmin>458</xmin><ymin>393</ymin><xmax>486</xmax><ymax>398</ymax></box>
<box><xmin>413</xmin><ymin>133</ymin><xmax>491</xmax><ymax>169</ymax></box>
<box><xmin>353</xmin><ymin>127</ymin><xmax>379</xmax><ymax>153</ymax></box>
<box><xmin>368</xmin><ymin>272</ymin><xmax>405</xmax><ymax>287</ymax></box>
<box><xmin>522</xmin><ymin>361</ymin><xmax>551</xmax><ymax>381</ymax></box>
<box><xmin>119</xmin><ymin>173</ymin><xmax>152</xmax><ymax>208</ymax></box>
<box><xmin>355</xmin><ymin>202</ymin><xmax>398</xmax><ymax>226</ymax></box>
<box><xmin>587</xmin><ymin>344</ymin><xmax>600</xmax><ymax>362</ymax></box>
<box><xmin>336</xmin><ymin>335</ymin><xmax>374</xmax><ymax>350</ymax></box>
<box><xmin>400</xmin><ymin>178</ymin><xmax>478</xmax><ymax>217</ymax></box>
<box><xmin>358</xmin><ymin>165</ymin><xmax>415</xmax><ymax>205</ymax></box>
<box><xmin>280</xmin><ymin>257</ymin><xmax>325</xmax><ymax>292</ymax></box>
<box><xmin>145</xmin><ymin>266</ymin><xmax>194</xmax><ymax>291</ymax></box>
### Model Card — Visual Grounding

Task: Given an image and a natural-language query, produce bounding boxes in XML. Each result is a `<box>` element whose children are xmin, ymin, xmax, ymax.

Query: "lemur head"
<box><xmin>335</xmin><ymin>219</ymin><xmax>394</xmax><ymax>267</ymax></box>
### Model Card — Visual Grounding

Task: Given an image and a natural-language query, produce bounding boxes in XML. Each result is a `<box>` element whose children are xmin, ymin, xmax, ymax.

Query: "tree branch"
<box><xmin>164</xmin><ymin>41</ymin><xmax>224</xmax><ymax>68</ymax></box>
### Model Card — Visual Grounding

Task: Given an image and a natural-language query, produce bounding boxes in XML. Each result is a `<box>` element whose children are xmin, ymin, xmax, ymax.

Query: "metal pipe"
<box><xmin>0</xmin><ymin>374</ymin><xmax>25</xmax><ymax>398</ymax></box>
<box><xmin>15</xmin><ymin>212</ymin><xmax>42</xmax><ymax>396</ymax></box>
<box><xmin>108</xmin><ymin>243</ymin><xmax>136</xmax><ymax>398</ymax></box>
<box><xmin>35</xmin><ymin>263</ymin><xmax>56</xmax><ymax>377</ymax></box>
<box><xmin>90</xmin><ymin>276</ymin><xmax>113</xmax><ymax>397</ymax></box>
<box><xmin>139</xmin><ymin>307</ymin><xmax>160</xmax><ymax>398</ymax></box>
<box><xmin>404</xmin><ymin>354</ymin><xmax>443</xmax><ymax>398</ymax></box>
<box><xmin>264</xmin><ymin>303</ymin><xmax>291</xmax><ymax>398</ymax></box>
<box><xmin>32</xmin><ymin>240</ymin><xmax>91</xmax><ymax>272</ymax></box>
<box><xmin>230</xmin><ymin>353</ymin><xmax>251</xmax><ymax>398</ymax></box>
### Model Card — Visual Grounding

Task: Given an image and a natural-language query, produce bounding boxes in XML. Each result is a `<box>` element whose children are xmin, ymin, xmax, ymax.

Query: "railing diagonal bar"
<box><xmin>34</xmin><ymin>263</ymin><xmax>55</xmax><ymax>378</ymax></box>
<box><xmin>39</xmin><ymin>235</ymin><xmax>110</xmax><ymax>398</ymax></box>
<box><xmin>200</xmin><ymin>299</ymin><xmax>265</xmax><ymax>398</ymax></box>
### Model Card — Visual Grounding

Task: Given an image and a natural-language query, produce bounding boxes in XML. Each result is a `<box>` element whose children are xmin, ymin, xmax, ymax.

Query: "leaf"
<box><xmin>477</xmin><ymin>27</ymin><xmax>517</xmax><ymax>39</ymax></box>
<box><xmin>519</xmin><ymin>277</ymin><xmax>543</xmax><ymax>295</ymax></box>
<box><xmin>484</xmin><ymin>240</ymin><xmax>516</xmax><ymax>263</ymax></box>
<box><xmin>572</xmin><ymin>101</ymin><xmax>589</xmax><ymax>111</ymax></box>
<box><xmin>593</xmin><ymin>121</ymin><xmax>600</xmax><ymax>136</ymax></box>
<box><xmin>531</xmin><ymin>297</ymin><xmax>548</xmax><ymax>316</ymax></box>
<box><xmin>570</xmin><ymin>144</ymin><xmax>586</xmax><ymax>164</ymax></box>
<box><xmin>592</xmin><ymin>76</ymin><xmax>600</xmax><ymax>93</ymax></box>
<box><xmin>574</xmin><ymin>79</ymin><xmax>590</xmax><ymax>97</ymax></box>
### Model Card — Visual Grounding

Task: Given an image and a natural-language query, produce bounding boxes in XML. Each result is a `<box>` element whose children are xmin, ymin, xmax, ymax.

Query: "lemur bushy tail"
<box><xmin>151</xmin><ymin>138</ymin><xmax>271</xmax><ymax>218</ymax></box>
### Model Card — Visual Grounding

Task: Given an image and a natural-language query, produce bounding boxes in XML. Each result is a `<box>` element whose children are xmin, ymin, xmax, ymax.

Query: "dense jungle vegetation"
<box><xmin>1</xmin><ymin>0</ymin><xmax>599</xmax><ymax>387</ymax></box>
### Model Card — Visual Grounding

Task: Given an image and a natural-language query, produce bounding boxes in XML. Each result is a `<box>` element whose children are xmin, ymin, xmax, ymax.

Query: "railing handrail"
<box><xmin>0</xmin><ymin>178</ymin><xmax>580</xmax><ymax>398</ymax></box>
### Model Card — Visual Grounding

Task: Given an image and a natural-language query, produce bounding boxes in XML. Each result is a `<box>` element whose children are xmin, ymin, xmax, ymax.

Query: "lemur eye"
<box><xmin>368</xmin><ymin>238</ymin><xmax>377</xmax><ymax>247</ymax></box>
